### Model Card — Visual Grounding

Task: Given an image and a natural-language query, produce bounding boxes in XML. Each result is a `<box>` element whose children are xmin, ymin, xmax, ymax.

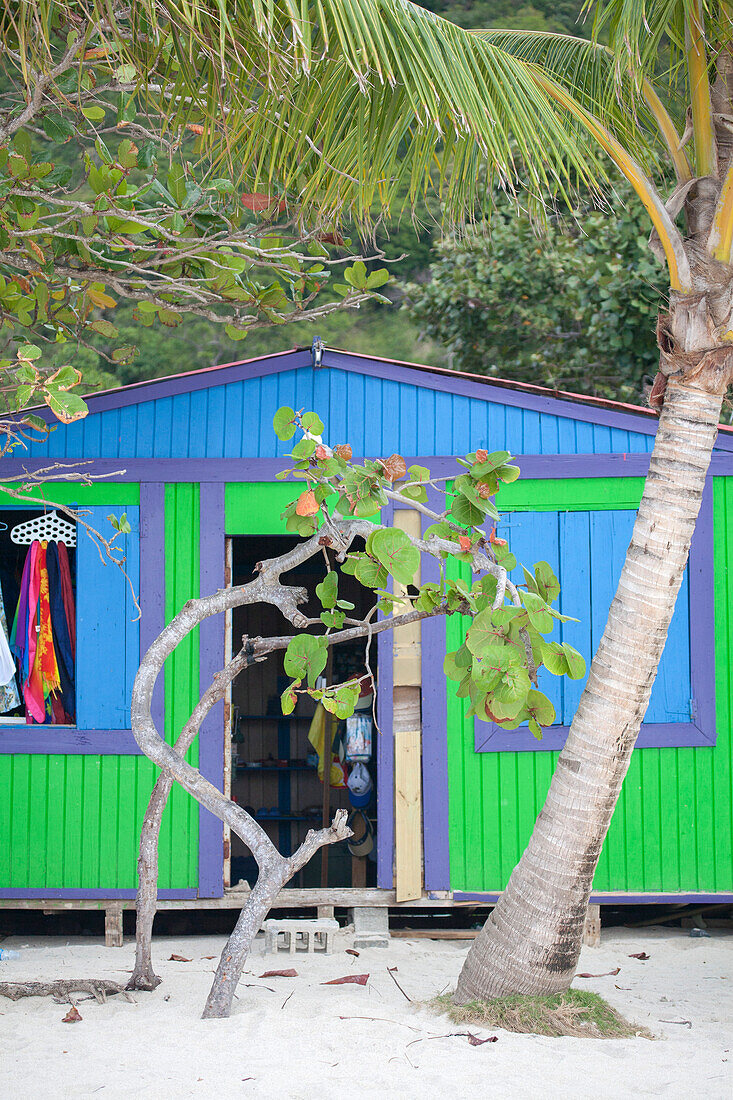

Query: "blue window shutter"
<box><xmin>76</xmin><ymin>506</ymin><xmax>140</xmax><ymax>730</ymax></box>
<box><xmin>476</xmin><ymin>507</ymin><xmax>691</xmax><ymax>742</ymax></box>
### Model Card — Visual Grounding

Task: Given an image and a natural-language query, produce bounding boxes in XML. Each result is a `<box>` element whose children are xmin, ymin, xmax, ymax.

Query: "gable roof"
<box><xmin>26</xmin><ymin>344</ymin><xmax>733</xmax><ymax>449</ymax></box>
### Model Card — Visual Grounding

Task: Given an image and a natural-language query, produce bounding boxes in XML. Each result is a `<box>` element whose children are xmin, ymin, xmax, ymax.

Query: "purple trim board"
<box><xmin>4</xmin><ymin>454</ymin><xmax>733</xmax><ymax>483</ymax></box>
<box><xmin>0</xmin><ymin>888</ymin><xmax>197</xmax><ymax>900</ymax></box>
<box><xmin>472</xmin><ymin>479</ymin><xmax>716</xmax><ymax>753</ymax></box>
<box><xmin>419</xmin><ymin>494</ymin><xmax>451</xmax><ymax>893</ymax></box>
<box><xmin>376</xmin><ymin>501</ymin><xmax>395</xmax><ymax>891</ymax></box>
<box><xmin>197</xmin><ymin>483</ymin><xmax>226</xmax><ymax>899</ymax></box>
<box><xmin>452</xmin><ymin>892</ymin><xmax>733</xmax><ymax>904</ymax></box>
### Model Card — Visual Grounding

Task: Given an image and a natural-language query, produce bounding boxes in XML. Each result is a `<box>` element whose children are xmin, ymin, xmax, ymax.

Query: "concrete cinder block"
<box><xmin>349</xmin><ymin>906</ymin><xmax>390</xmax><ymax>949</ymax></box>
<box><xmin>263</xmin><ymin>917</ymin><xmax>338</xmax><ymax>955</ymax></box>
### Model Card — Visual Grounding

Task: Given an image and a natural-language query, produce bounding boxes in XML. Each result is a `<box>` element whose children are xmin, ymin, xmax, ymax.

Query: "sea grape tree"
<box><xmin>128</xmin><ymin>405</ymin><xmax>585</xmax><ymax>1019</ymax></box>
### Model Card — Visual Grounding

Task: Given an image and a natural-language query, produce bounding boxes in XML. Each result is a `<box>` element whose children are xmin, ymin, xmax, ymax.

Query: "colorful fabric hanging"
<box><xmin>46</xmin><ymin>541</ymin><xmax>74</xmax><ymax>720</ymax></box>
<box><xmin>24</xmin><ymin>541</ymin><xmax>45</xmax><ymax>723</ymax></box>
<box><xmin>10</xmin><ymin>537</ymin><xmax>74</xmax><ymax>725</ymax></box>
<box><xmin>57</xmin><ymin>540</ymin><xmax>75</xmax><ymax>655</ymax></box>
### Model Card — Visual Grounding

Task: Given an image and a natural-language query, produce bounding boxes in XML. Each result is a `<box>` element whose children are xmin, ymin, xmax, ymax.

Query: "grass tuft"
<box><xmin>431</xmin><ymin>989</ymin><xmax>654</xmax><ymax>1040</ymax></box>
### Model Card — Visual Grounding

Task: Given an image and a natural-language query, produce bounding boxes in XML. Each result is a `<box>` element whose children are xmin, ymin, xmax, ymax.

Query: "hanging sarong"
<box><xmin>46</xmin><ymin>541</ymin><xmax>74</xmax><ymax>720</ymax></box>
<box><xmin>24</xmin><ymin>542</ymin><xmax>45</xmax><ymax>723</ymax></box>
<box><xmin>35</xmin><ymin>541</ymin><xmax>60</xmax><ymax>701</ymax></box>
<box><xmin>57</xmin><ymin>541</ymin><xmax>75</xmax><ymax>655</ymax></box>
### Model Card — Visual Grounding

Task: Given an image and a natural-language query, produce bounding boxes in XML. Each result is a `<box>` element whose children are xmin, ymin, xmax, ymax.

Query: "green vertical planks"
<box><xmin>161</xmin><ymin>483</ymin><xmax>200</xmax><ymax>889</ymax></box>
<box><xmin>446</xmin><ymin>477</ymin><xmax>733</xmax><ymax>895</ymax></box>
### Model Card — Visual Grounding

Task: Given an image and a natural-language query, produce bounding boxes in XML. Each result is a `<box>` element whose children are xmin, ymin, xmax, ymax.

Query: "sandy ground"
<box><xmin>0</xmin><ymin>925</ymin><xmax>731</xmax><ymax>1099</ymax></box>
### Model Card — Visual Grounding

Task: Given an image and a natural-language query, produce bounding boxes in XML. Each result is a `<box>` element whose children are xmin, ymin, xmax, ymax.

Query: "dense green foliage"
<box><xmin>405</xmin><ymin>185</ymin><xmax>664</xmax><ymax>401</ymax></box>
<box><xmin>0</xmin><ymin>5</ymin><xmax>391</xmax><ymax>435</ymax></box>
<box><xmin>276</xmin><ymin>406</ymin><xmax>585</xmax><ymax>733</ymax></box>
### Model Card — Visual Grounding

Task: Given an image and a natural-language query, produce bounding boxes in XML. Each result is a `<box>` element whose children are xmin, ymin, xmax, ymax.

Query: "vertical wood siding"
<box><xmin>445</xmin><ymin>478</ymin><xmax>733</xmax><ymax>894</ymax></box>
<box><xmin>24</xmin><ymin>367</ymin><xmax>656</xmax><ymax>460</ymax></box>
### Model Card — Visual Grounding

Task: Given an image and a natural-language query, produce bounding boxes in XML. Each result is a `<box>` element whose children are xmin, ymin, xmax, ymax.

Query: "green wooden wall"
<box><xmin>446</xmin><ymin>476</ymin><xmax>733</xmax><ymax>894</ymax></box>
<box><xmin>0</xmin><ymin>483</ymin><xmax>200</xmax><ymax>891</ymax></box>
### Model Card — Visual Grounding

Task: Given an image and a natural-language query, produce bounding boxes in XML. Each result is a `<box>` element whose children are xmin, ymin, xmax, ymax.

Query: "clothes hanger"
<box><xmin>10</xmin><ymin>510</ymin><xmax>76</xmax><ymax>547</ymax></box>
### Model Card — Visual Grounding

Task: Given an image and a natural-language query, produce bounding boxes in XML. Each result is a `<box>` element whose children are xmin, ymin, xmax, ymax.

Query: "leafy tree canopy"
<box><xmin>405</xmin><ymin>182</ymin><xmax>664</xmax><ymax>402</ymax></box>
<box><xmin>0</xmin><ymin>4</ymin><xmax>389</xmax><ymax>440</ymax></box>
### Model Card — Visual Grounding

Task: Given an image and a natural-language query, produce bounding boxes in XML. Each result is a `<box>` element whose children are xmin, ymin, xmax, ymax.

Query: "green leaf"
<box><xmin>115</xmin><ymin>63</ymin><xmax>137</xmax><ymax>83</ymax></box>
<box><xmin>369</xmin><ymin>527</ymin><xmax>419</xmax><ymax>586</ymax></box>
<box><xmin>465</xmin><ymin>609</ymin><xmax>503</xmax><ymax>658</ymax></box>
<box><xmin>18</xmin><ymin>344</ymin><xmax>42</xmax><ymax>361</ymax></box>
<box><xmin>301</xmin><ymin>411</ymin><xmax>324</xmax><ymax>435</ymax></box>
<box><xmin>281</xmin><ymin>683</ymin><xmax>298</xmax><ymax>715</ymax></box>
<box><xmin>344</xmin><ymin>261</ymin><xmax>367</xmax><ymax>289</ymax></box>
<box><xmin>43</xmin><ymin>390</ymin><xmax>88</xmax><ymax>424</ymax></box>
<box><xmin>315</xmin><ymin>570</ymin><xmax>338</xmax><ymax>609</ymax></box>
<box><xmin>117</xmin><ymin>138</ymin><xmax>139</xmax><ymax>168</ymax></box>
<box><xmin>365</xmin><ymin>268</ymin><xmax>390</xmax><ymax>289</ymax></box>
<box><xmin>273</xmin><ymin>406</ymin><xmax>296</xmax><ymax>440</ymax></box>
<box><xmin>167</xmin><ymin>164</ymin><xmax>187</xmax><ymax>206</ymax></box>
<box><xmin>527</xmin><ymin>689</ymin><xmax>555</xmax><ymax>727</ymax></box>
<box><xmin>224</xmin><ymin>324</ymin><xmax>248</xmax><ymax>341</ymax></box>
<box><xmin>41</xmin><ymin>114</ymin><xmax>75</xmax><ymax>142</ymax></box>
<box><xmin>561</xmin><ymin>642</ymin><xmax>586</xmax><ymax>680</ymax></box>
<box><xmin>82</xmin><ymin>106</ymin><xmax>106</xmax><ymax>122</ymax></box>
<box><xmin>283</xmin><ymin>634</ymin><xmax>328</xmax><ymax>688</ymax></box>
<box><xmin>534</xmin><ymin>561</ymin><xmax>561</xmax><ymax>603</ymax></box>
<box><xmin>353</xmin><ymin>555</ymin><xmax>388</xmax><ymax>590</ymax></box>
<box><xmin>443</xmin><ymin>650</ymin><xmax>466</xmax><ymax>682</ymax></box>
<box><xmin>450</xmin><ymin>493</ymin><xmax>483</xmax><ymax>527</ymax></box>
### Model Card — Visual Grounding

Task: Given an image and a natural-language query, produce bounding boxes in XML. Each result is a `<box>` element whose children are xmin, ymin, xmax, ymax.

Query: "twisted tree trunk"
<box><xmin>456</xmin><ymin>367</ymin><xmax>728</xmax><ymax>1002</ymax></box>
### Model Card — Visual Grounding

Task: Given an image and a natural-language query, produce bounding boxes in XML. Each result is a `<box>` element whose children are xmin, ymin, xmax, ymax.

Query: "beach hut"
<box><xmin>1</xmin><ymin>344</ymin><xmax>731</xmax><ymax>940</ymax></box>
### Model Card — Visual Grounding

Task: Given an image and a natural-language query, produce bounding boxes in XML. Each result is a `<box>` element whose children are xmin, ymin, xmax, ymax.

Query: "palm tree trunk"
<box><xmin>455</xmin><ymin>376</ymin><xmax>726</xmax><ymax>1003</ymax></box>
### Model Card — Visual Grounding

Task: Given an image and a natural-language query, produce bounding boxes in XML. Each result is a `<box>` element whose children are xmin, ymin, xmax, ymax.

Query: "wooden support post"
<box><xmin>104</xmin><ymin>904</ymin><xmax>124</xmax><ymax>948</ymax></box>
<box><xmin>317</xmin><ymin>905</ymin><xmax>335</xmax><ymax>919</ymax></box>
<box><xmin>583</xmin><ymin>904</ymin><xmax>601</xmax><ymax>947</ymax></box>
<box><xmin>393</xmin><ymin>507</ymin><xmax>424</xmax><ymax>904</ymax></box>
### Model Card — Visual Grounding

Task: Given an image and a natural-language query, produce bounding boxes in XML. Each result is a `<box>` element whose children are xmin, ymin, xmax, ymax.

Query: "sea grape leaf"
<box><xmin>273</xmin><ymin>406</ymin><xmax>296</xmax><ymax>440</ymax></box>
<box><xmin>283</xmin><ymin>635</ymin><xmax>328</xmax><ymax>687</ymax></box>
<box><xmin>369</xmin><ymin>527</ymin><xmax>419</xmax><ymax>586</ymax></box>
<box><xmin>315</xmin><ymin>570</ymin><xmax>338</xmax><ymax>609</ymax></box>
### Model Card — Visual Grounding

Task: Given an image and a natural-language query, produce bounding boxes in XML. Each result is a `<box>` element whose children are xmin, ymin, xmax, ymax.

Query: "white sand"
<box><xmin>1</xmin><ymin>925</ymin><xmax>731</xmax><ymax>1099</ymax></box>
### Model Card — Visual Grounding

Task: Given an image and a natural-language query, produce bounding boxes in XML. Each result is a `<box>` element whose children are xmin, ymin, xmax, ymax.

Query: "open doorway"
<box><xmin>227</xmin><ymin>535</ymin><xmax>378</xmax><ymax>890</ymax></box>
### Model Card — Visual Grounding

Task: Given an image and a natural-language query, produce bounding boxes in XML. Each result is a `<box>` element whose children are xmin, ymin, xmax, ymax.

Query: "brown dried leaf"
<box><xmin>322</xmin><ymin>973</ymin><xmax>369</xmax><ymax>986</ymax></box>
<box><xmin>380</xmin><ymin>453</ymin><xmax>407</xmax><ymax>481</ymax></box>
<box><xmin>474</xmin><ymin>449</ymin><xmax>489</xmax><ymax>464</ymax></box>
<box><xmin>334</xmin><ymin>444</ymin><xmax>352</xmax><ymax>461</ymax></box>
<box><xmin>629</xmin><ymin>952</ymin><xmax>650</xmax><ymax>960</ymax></box>
<box><xmin>345</xmin><ymin>949</ymin><xmax>360</xmax><ymax>957</ymax></box>
<box><xmin>467</xmin><ymin>1032</ymin><xmax>498</xmax><ymax>1045</ymax></box>
<box><xmin>295</xmin><ymin>490</ymin><xmax>318</xmax><ymax>516</ymax></box>
<box><xmin>477</xmin><ymin>482</ymin><xmax>493</xmax><ymax>500</ymax></box>
<box><xmin>62</xmin><ymin>1005</ymin><xmax>82</xmax><ymax>1023</ymax></box>
<box><xmin>576</xmin><ymin>968</ymin><xmax>620</xmax><ymax>978</ymax></box>
<box><xmin>458</xmin><ymin>535</ymin><xmax>472</xmax><ymax>551</ymax></box>
<box><xmin>259</xmin><ymin>969</ymin><xmax>298</xmax><ymax>978</ymax></box>
<box><xmin>169</xmin><ymin>954</ymin><xmax>191</xmax><ymax>962</ymax></box>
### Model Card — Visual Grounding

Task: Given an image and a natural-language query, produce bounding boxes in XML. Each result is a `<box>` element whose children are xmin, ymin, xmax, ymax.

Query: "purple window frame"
<box><xmin>469</xmin><ymin>479</ymin><xmax>716</xmax><ymax>752</ymax></box>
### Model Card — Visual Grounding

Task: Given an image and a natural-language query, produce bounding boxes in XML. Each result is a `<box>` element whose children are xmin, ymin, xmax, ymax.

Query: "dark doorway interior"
<box><xmin>229</xmin><ymin>535</ymin><xmax>378</xmax><ymax>889</ymax></box>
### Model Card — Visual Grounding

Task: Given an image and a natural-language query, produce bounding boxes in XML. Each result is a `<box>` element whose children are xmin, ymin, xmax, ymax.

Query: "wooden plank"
<box><xmin>391</xmin><ymin>929</ymin><xmax>478</xmax><ymax>940</ymax></box>
<box><xmin>392</xmin><ymin>508</ymin><xmax>423</xmax><ymax>904</ymax></box>
<box><xmin>394</xmin><ymin>726</ymin><xmax>422</xmax><ymax>903</ymax></box>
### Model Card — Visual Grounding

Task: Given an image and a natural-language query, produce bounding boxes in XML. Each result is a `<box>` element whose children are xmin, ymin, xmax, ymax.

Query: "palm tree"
<box><xmin>22</xmin><ymin>1</ymin><xmax>729</xmax><ymax>1001</ymax></box>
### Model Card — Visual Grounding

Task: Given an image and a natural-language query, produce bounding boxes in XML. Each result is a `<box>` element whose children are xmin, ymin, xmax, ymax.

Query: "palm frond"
<box><xmin>472</xmin><ymin>28</ymin><xmax>689</xmax><ymax>176</ymax></box>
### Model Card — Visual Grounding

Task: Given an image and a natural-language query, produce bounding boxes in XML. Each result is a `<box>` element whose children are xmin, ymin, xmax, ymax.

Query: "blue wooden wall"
<box><xmin>25</xmin><ymin>363</ymin><xmax>656</xmax><ymax>461</ymax></box>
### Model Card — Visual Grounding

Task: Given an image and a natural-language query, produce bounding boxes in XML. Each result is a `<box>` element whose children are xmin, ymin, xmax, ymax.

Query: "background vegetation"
<box><xmin>33</xmin><ymin>1</ymin><xmax>663</xmax><ymax>405</ymax></box>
